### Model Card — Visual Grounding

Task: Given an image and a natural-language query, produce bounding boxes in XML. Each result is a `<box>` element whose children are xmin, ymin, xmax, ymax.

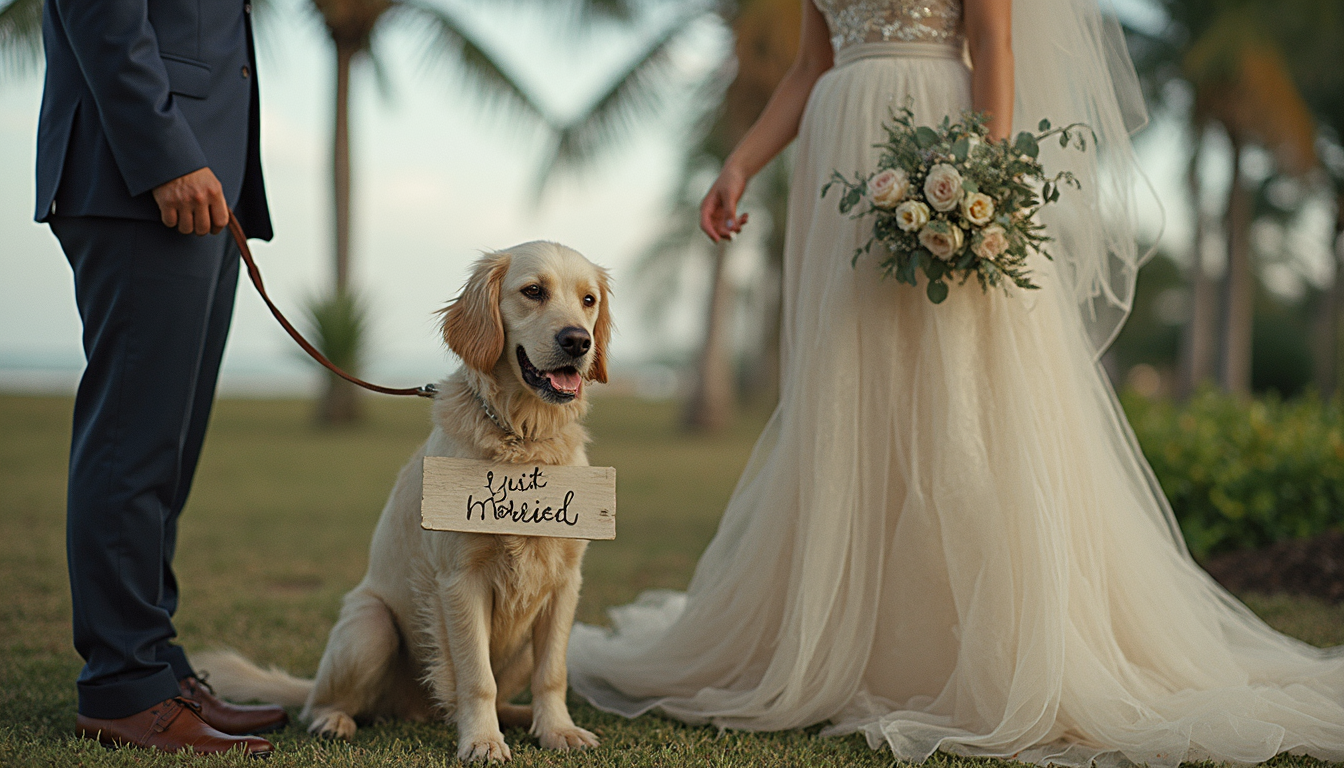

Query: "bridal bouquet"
<box><xmin>822</xmin><ymin>106</ymin><xmax>1092</xmax><ymax>304</ymax></box>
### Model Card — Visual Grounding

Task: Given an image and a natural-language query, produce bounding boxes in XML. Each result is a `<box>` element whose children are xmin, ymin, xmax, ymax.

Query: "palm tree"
<box><xmin>623</xmin><ymin>0</ymin><xmax>799</xmax><ymax>431</ymax></box>
<box><xmin>304</xmin><ymin>0</ymin><xmax>567</xmax><ymax>422</ymax></box>
<box><xmin>1129</xmin><ymin>0</ymin><xmax>1319</xmax><ymax>398</ymax></box>
<box><xmin>1278</xmin><ymin>0</ymin><xmax>1344</xmax><ymax>395</ymax></box>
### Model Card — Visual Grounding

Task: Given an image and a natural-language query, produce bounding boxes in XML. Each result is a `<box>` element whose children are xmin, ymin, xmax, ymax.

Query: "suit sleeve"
<box><xmin>51</xmin><ymin>0</ymin><xmax>208</xmax><ymax>198</ymax></box>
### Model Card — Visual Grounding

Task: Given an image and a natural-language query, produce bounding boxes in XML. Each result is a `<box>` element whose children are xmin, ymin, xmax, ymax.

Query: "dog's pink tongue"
<box><xmin>546</xmin><ymin>369</ymin><xmax>582</xmax><ymax>394</ymax></box>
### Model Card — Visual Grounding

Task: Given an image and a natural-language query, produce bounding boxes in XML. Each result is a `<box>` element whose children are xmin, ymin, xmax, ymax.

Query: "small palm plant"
<box><xmin>304</xmin><ymin>289</ymin><xmax>369</xmax><ymax>425</ymax></box>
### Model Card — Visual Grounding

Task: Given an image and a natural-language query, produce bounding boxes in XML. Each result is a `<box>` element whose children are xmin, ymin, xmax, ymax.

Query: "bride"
<box><xmin>567</xmin><ymin>1</ymin><xmax>1344</xmax><ymax>765</ymax></box>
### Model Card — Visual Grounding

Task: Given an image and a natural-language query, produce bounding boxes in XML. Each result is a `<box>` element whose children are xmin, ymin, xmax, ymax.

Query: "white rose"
<box><xmin>973</xmin><ymin>225</ymin><xmax>1009</xmax><ymax>261</ymax></box>
<box><xmin>894</xmin><ymin>200</ymin><xmax>930</xmax><ymax>232</ymax></box>
<box><xmin>923</xmin><ymin>163</ymin><xmax>964</xmax><ymax>212</ymax></box>
<box><xmin>918</xmin><ymin>221</ymin><xmax>965</xmax><ymax>261</ymax></box>
<box><xmin>960</xmin><ymin>192</ymin><xmax>995</xmax><ymax>226</ymax></box>
<box><xmin>870</xmin><ymin>168</ymin><xmax>910</xmax><ymax>210</ymax></box>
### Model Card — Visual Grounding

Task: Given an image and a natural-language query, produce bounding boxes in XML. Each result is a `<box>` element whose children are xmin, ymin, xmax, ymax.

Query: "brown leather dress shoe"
<box><xmin>180</xmin><ymin>676</ymin><xmax>289</xmax><ymax>736</ymax></box>
<box><xmin>76</xmin><ymin>696</ymin><xmax>272</xmax><ymax>756</ymax></box>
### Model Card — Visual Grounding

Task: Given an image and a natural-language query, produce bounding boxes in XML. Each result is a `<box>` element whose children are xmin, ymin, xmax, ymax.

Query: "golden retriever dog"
<box><xmin>196</xmin><ymin>242</ymin><xmax>611</xmax><ymax>762</ymax></box>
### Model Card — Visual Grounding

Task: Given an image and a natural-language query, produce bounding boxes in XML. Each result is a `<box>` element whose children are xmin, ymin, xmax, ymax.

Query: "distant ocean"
<box><xmin>0</xmin><ymin>351</ymin><xmax>680</xmax><ymax>400</ymax></box>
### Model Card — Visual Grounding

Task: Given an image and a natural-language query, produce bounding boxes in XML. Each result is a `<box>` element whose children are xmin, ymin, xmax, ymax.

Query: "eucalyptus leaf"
<box><xmin>952</xmin><ymin>138</ymin><xmax>970</xmax><ymax>161</ymax></box>
<box><xmin>898</xmin><ymin>256</ymin><xmax>920</xmax><ymax>285</ymax></box>
<box><xmin>841</xmin><ymin>187</ymin><xmax>861</xmax><ymax>213</ymax></box>
<box><xmin>1038</xmin><ymin>118</ymin><xmax>1051</xmax><ymax>131</ymax></box>
<box><xmin>1013</xmin><ymin>132</ymin><xmax>1039</xmax><ymax>159</ymax></box>
<box><xmin>927</xmin><ymin>280</ymin><xmax>949</xmax><ymax>304</ymax></box>
<box><xmin>915</xmin><ymin>126</ymin><xmax>938</xmax><ymax>148</ymax></box>
<box><xmin>926</xmin><ymin>259</ymin><xmax>947</xmax><ymax>281</ymax></box>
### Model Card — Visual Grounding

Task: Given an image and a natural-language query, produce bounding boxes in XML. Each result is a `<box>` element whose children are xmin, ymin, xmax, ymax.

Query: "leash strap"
<box><xmin>227</xmin><ymin>212</ymin><xmax>437</xmax><ymax>399</ymax></box>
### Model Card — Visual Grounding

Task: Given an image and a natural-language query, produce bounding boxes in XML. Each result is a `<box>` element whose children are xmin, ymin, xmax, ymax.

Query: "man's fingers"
<box><xmin>208</xmin><ymin>193</ymin><xmax>229</xmax><ymax>236</ymax></box>
<box><xmin>175</xmin><ymin>208</ymin><xmax>195</xmax><ymax>235</ymax></box>
<box><xmin>192</xmin><ymin>200</ymin><xmax>212</xmax><ymax>236</ymax></box>
<box><xmin>161</xmin><ymin>206</ymin><xmax>179</xmax><ymax>229</ymax></box>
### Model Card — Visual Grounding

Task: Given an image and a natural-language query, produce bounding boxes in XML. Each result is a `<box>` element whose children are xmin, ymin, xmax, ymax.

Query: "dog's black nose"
<box><xmin>556</xmin><ymin>326</ymin><xmax>591</xmax><ymax>358</ymax></box>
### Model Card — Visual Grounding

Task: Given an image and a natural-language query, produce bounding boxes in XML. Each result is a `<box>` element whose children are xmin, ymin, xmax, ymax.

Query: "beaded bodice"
<box><xmin>814</xmin><ymin>0</ymin><xmax>963</xmax><ymax>52</ymax></box>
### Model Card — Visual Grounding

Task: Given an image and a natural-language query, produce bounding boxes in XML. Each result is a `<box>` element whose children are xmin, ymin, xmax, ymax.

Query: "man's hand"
<box><xmin>152</xmin><ymin>168</ymin><xmax>228</xmax><ymax>236</ymax></box>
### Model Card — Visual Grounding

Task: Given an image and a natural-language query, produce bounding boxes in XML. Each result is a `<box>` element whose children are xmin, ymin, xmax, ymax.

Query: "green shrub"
<box><xmin>1122</xmin><ymin>388</ymin><xmax>1344</xmax><ymax>559</ymax></box>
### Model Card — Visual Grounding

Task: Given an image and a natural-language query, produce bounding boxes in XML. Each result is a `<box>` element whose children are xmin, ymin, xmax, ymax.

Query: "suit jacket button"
<box><xmin>245</xmin><ymin>2</ymin><xmax>252</xmax><ymax>12</ymax></box>
<box><xmin>241</xmin><ymin>65</ymin><xmax>250</xmax><ymax>78</ymax></box>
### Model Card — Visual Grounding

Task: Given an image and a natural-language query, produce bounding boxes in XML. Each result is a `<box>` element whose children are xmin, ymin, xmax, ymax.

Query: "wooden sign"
<box><xmin>421</xmin><ymin>457</ymin><xmax>616</xmax><ymax>540</ymax></box>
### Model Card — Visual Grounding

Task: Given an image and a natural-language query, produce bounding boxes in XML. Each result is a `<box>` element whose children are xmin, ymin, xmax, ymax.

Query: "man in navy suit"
<box><xmin>37</xmin><ymin>0</ymin><xmax>286</xmax><ymax>755</ymax></box>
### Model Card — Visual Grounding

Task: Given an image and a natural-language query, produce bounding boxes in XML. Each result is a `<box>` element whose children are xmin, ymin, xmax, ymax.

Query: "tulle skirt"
<box><xmin>567</xmin><ymin>44</ymin><xmax>1344</xmax><ymax>767</ymax></box>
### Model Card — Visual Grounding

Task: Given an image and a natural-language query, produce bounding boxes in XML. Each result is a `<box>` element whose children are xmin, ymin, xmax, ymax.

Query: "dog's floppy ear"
<box><xmin>586</xmin><ymin>267</ymin><xmax>614</xmax><ymax>384</ymax></box>
<box><xmin>441</xmin><ymin>252</ymin><xmax>511</xmax><ymax>374</ymax></box>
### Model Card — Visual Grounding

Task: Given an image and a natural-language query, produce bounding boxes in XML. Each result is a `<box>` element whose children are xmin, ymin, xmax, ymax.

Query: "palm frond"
<box><xmin>362</xmin><ymin>41</ymin><xmax>397</xmax><ymax>104</ymax></box>
<box><xmin>562</xmin><ymin>0</ymin><xmax>638</xmax><ymax>23</ymax></box>
<box><xmin>534</xmin><ymin>6</ymin><xmax>706</xmax><ymax>189</ymax></box>
<box><xmin>390</xmin><ymin>0</ymin><xmax>550</xmax><ymax>126</ymax></box>
<box><xmin>0</xmin><ymin>0</ymin><xmax>44</xmax><ymax>80</ymax></box>
<box><xmin>631</xmin><ymin>193</ymin><xmax>715</xmax><ymax>326</ymax></box>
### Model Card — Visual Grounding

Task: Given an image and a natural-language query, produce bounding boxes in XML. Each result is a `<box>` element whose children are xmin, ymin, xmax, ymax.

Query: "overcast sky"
<box><xmin>3</xmin><ymin>0</ymin><xmax>1319</xmax><ymax>397</ymax></box>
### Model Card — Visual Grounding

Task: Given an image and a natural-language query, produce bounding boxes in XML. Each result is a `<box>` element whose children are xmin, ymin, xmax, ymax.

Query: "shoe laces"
<box><xmin>149</xmin><ymin>697</ymin><xmax>203</xmax><ymax>734</ymax></box>
<box><xmin>189</xmin><ymin>673</ymin><xmax>217</xmax><ymax>697</ymax></box>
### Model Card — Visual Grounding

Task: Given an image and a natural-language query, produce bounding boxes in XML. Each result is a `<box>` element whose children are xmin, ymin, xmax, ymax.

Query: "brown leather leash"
<box><xmin>227</xmin><ymin>211</ymin><xmax>438</xmax><ymax>399</ymax></box>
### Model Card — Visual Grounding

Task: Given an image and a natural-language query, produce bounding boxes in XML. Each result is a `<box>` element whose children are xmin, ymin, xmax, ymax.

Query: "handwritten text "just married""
<box><xmin>465</xmin><ymin>467</ymin><xmax>578</xmax><ymax>527</ymax></box>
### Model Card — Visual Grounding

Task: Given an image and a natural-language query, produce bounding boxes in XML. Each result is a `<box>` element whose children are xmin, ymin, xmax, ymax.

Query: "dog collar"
<box><xmin>473</xmin><ymin>390</ymin><xmax>522</xmax><ymax>446</ymax></box>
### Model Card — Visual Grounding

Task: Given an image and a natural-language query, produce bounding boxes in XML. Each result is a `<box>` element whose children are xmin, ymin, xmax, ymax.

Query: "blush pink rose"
<box><xmin>870</xmin><ymin>168</ymin><xmax>910</xmax><ymax>209</ymax></box>
<box><xmin>923</xmin><ymin>163</ymin><xmax>964</xmax><ymax>212</ymax></box>
<box><xmin>918</xmin><ymin>221</ymin><xmax>965</xmax><ymax>260</ymax></box>
<box><xmin>973</xmin><ymin>224</ymin><xmax>1010</xmax><ymax>261</ymax></box>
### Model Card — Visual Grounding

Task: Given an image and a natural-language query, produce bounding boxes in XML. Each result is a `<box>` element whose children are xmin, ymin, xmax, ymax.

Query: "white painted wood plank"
<box><xmin>421</xmin><ymin>457</ymin><xmax>616</xmax><ymax>540</ymax></box>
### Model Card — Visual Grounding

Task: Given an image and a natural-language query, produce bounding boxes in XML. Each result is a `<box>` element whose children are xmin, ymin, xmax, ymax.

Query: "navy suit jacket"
<box><xmin>35</xmin><ymin>0</ymin><xmax>272</xmax><ymax>240</ymax></box>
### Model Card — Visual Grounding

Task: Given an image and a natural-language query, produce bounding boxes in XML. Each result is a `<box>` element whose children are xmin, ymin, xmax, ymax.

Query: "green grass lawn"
<box><xmin>2</xmin><ymin>393</ymin><xmax>1342</xmax><ymax>767</ymax></box>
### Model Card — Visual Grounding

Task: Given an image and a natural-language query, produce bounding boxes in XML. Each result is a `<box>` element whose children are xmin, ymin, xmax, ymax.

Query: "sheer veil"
<box><xmin>1012</xmin><ymin>0</ymin><xmax>1162</xmax><ymax>355</ymax></box>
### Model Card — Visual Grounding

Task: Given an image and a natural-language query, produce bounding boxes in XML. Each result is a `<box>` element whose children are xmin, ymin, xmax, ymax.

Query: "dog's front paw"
<box><xmin>458</xmin><ymin>732</ymin><xmax>512</xmax><ymax>762</ymax></box>
<box><xmin>537</xmin><ymin>725</ymin><xmax>600</xmax><ymax>751</ymax></box>
<box><xmin>308</xmin><ymin>710</ymin><xmax>357</xmax><ymax>740</ymax></box>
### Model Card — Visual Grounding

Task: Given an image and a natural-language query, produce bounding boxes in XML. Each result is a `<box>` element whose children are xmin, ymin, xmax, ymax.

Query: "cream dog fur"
<box><xmin>196</xmin><ymin>242</ymin><xmax>612</xmax><ymax>762</ymax></box>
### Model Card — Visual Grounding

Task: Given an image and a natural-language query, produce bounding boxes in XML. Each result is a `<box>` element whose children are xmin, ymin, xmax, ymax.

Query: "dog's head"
<box><xmin>441</xmin><ymin>242</ymin><xmax>612</xmax><ymax>404</ymax></box>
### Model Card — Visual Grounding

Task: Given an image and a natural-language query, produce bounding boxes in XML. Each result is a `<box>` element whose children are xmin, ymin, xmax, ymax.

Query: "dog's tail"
<box><xmin>192</xmin><ymin>649</ymin><xmax>313</xmax><ymax>708</ymax></box>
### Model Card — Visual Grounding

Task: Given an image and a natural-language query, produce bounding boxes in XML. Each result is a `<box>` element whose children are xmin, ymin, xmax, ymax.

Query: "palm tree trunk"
<box><xmin>333</xmin><ymin>41</ymin><xmax>355</xmax><ymax>294</ymax></box>
<box><xmin>1219</xmin><ymin>136</ymin><xmax>1254</xmax><ymax>397</ymax></box>
<box><xmin>321</xmin><ymin>40</ymin><xmax>362</xmax><ymax>425</ymax></box>
<box><xmin>683</xmin><ymin>243</ymin><xmax>736</xmax><ymax>432</ymax></box>
<box><xmin>1177</xmin><ymin>129</ymin><xmax>1218</xmax><ymax>398</ymax></box>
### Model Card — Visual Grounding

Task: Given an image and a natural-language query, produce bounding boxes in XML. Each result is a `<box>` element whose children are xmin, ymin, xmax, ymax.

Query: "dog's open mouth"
<box><xmin>517</xmin><ymin>346</ymin><xmax>581</xmax><ymax>402</ymax></box>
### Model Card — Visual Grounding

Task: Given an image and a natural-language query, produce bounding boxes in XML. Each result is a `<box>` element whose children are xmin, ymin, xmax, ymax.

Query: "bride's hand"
<box><xmin>699</xmin><ymin>164</ymin><xmax>749</xmax><ymax>243</ymax></box>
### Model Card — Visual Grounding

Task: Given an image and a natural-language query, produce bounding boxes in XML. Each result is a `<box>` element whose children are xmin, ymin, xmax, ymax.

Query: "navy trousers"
<box><xmin>52</xmin><ymin>216</ymin><xmax>239</xmax><ymax>720</ymax></box>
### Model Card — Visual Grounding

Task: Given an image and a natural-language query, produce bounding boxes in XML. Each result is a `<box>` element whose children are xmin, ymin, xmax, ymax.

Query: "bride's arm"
<box><xmin>965</xmin><ymin>0</ymin><xmax>1013</xmax><ymax>142</ymax></box>
<box><xmin>699</xmin><ymin>0</ymin><xmax>833</xmax><ymax>242</ymax></box>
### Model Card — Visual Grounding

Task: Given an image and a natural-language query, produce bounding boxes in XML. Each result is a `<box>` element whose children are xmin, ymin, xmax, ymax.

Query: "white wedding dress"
<box><xmin>568</xmin><ymin>1</ymin><xmax>1344</xmax><ymax>765</ymax></box>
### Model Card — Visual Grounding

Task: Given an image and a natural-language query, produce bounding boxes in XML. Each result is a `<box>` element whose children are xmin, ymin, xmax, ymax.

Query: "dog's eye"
<box><xmin>521</xmin><ymin>285</ymin><xmax>545</xmax><ymax>301</ymax></box>
<box><xmin>583</xmin><ymin>294</ymin><xmax>596</xmax><ymax>307</ymax></box>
